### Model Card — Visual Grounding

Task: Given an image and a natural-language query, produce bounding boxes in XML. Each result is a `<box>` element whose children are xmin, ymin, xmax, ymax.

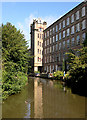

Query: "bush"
<box><xmin>2</xmin><ymin>71</ymin><xmax>28</xmax><ymax>100</ymax></box>
<box><xmin>65</xmin><ymin>66</ymin><xmax>87</xmax><ymax>96</ymax></box>
<box><xmin>53</xmin><ymin>71</ymin><xmax>64</xmax><ymax>80</ymax></box>
<box><xmin>34</xmin><ymin>71</ymin><xmax>40</xmax><ymax>73</ymax></box>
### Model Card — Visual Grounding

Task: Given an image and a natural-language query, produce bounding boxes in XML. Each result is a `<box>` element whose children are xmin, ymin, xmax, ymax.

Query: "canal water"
<box><xmin>2</xmin><ymin>77</ymin><xmax>85</xmax><ymax>118</ymax></box>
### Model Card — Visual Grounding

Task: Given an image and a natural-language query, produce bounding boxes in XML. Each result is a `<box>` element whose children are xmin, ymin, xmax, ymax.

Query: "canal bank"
<box><xmin>29</xmin><ymin>72</ymin><xmax>87</xmax><ymax>97</ymax></box>
<box><xmin>2</xmin><ymin>77</ymin><xmax>86</xmax><ymax>118</ymax></box>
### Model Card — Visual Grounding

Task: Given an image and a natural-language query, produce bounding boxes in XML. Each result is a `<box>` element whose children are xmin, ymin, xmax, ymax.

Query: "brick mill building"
<box><xmin>43</xmin><ymin>2</ymin><xmax>87</xmax><ymax>73</ymax></box>
<box><xmin>30</xmin><ymin>18</ymin><xmax>47</xmax><ymax>72</ymax></box>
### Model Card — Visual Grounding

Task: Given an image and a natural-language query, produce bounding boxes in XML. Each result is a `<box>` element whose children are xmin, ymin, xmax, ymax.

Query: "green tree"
<box><xmin>2</xmin><ymin>22</ymin><xmax>32</xmax><ymax>99</ymax></box>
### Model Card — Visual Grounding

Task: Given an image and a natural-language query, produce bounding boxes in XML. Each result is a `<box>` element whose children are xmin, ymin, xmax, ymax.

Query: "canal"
<box><xmin>2</xmin><ymin>77</ymin><xmax>85</xmax><ymax>118</ymax></box>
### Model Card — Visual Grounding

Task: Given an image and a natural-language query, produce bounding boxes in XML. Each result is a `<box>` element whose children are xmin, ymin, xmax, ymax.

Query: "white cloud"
<box><xmin>16</xmin><ymin>13</ymin><xmax>61</xmax><ymax>48</ymax></box>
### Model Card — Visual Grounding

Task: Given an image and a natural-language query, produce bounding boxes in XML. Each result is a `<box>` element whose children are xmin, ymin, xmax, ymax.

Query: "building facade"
<box><xmin>43</xmin><ymin>2</ymin><xmax>87</xmax><ymax>73</ymax></box>
<box><xmin>30</xmin><ymin>18</ymin><xmax>47</xmax><ymax>72</ymax></box>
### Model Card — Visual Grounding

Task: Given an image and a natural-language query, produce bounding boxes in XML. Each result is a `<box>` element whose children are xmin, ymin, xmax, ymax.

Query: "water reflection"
<box><xmin>34</xmin><ymin>78</ymin><xmax>43</xmax><ymax>118</ymax></box>
<box><xmin>2</xmin><ymin>77</ymin><xmax>85</xmax><ymax>118</ymax></box>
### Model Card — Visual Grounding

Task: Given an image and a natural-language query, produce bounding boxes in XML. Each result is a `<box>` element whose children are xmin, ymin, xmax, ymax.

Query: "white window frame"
<box><xmin>63</xmin><ymin>20</ymin><xmax>65</xmax><ymax>28</ymax></box>
<box><xmin>71</xmin><ymin>26</ymin><xmax>74</xmax><ymax>34</ymax></box>
<box><xmin>56</xmin><ymin>25</ymin><xmax>58</xmax><ymax>32</ymax></box>
<box><xmin>82</xmin><ymin>20</ymin><xmax>86</xmax><ymax>30</ymax></box>
<box><xmin>67</xmin><ymin>28</ymin><xmax>70</xmax><ymax>36</ymax></box>
<box><xmin>53</xmin><ymin>36</ymin><xmax>55</xmax><ymax>42</ymax></box>
<box><xmin>67</xmin><ymin>39</ymin><xmax>70</xmax><ymax>48</ymax></box>
<box><xmin>76</xmin><ymin>23</ymin><xmax>80</xmax><ymax>32</ymax></box>
<box><xmin>82</xmin><ymin>7</ymin><xmax>85</xmax><ymax>17</ymax></box>
<box><xmin>76</xmin><ymin>11</ymin><xmax>79</xmax><ymax>20</ymax></box>
<box><xmin>59</xmin><ymin>32</ymin><xmax>61</xmax><ymax>40</ymax></box>
<box><xmin>59</xmin><ymin>43</ymin><xmax>61</xmax><ymax>50</ymax></box>
<box><xmin>59</xmin><ymin>23</ymin><xmax>61</xmax><ymax>30</ymax></box>
<box><xmin>67</xmin><ymin>17</ymin><xmax>69</xmax><ymax>26</ymax></box>
<box><xmin>63</xmin><ymin>30</ymin><xmax>65</xmax><ymax>38</ymax></box>
<box><xmin>56</xmin><ymin>34</ymin><xmax>58</xmax><ymax>41</ymax></box>
<box><xmin>71</xmin><ymin>14</ymin><xmax>74</xmax><ymax>23</ymax></box>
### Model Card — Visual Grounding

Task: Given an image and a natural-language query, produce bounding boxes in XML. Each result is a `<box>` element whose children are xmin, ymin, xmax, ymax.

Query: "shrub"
<box><xmin>2</xmin><ymin>71</ymin><xmax>28</xmax><ymax>100</ymax></box>
<box><xmin>34</xmin><ymin>71</ymin><xmax>40</xmax><ymax>73</ymax></box>
<box><xmin>53</xmin><ymin>71</ymin><xmax>64</xmax><ymax>80</ymax></box>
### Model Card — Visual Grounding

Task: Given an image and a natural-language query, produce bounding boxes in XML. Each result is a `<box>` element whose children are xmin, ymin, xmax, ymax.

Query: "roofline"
<box><xmin>44</xmin><ymin>1</ymin><xmax>86</xmax><ymax>32</ymax></box>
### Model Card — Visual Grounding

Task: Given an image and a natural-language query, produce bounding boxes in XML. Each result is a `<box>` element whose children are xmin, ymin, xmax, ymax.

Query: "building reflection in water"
<box><xmin>33</xmin><ymin>78</ymin><xmax>85</xmax><ymax>118</ymax></box>
<box><xmin>34</xmin><ymin>78</ymin><xmax>43</xmax><ymax>118</ymax></box>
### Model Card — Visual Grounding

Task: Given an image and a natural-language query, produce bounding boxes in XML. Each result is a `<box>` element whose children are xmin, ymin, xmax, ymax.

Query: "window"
<box><xmin>63</xmin><ymin>41</ymin><xmax>65</xmax><ymax>49</ymax></box>
<box><xmin>82</xmin><ymin>33</ymin><xmax>86</xmax><ymax>43</ymax></box>
<box><xmin>50</xmin><ymin>29</ymin><xmax>52</xmax><ymax>35</ymax></box>
<box><xmin>76</xmin><ymin>11</ymin><xmax>79</xmax><ymax>20</ymax></box>
<box><xmin>40</xmin><ymin>50</ymin><xmax>41</xmax><ymax>54</ymax></box>
<box><xmin>82</xmin><ymin>20</ymin><xmax>86</xmax><ymax>30</ymax></box>
<box><xmin>53</xmin><ymin>36</ymin><xmax>55</xmax><ymax>42</ymax></box>
<box><xmin>59</xmin><ymin>43</ymin><xmax>61</xmax><ymax>50</ymax></box>
<box><xmin>59</xmin><ymin>23</ymin><xmax>61</xmax><ymax>30</ymax></box>
<box><xmin>50</xmin><ymin>65</ymin><xmax>51</xmax><ymax>73</ymax></box>
<box><xmin>45</xmin><ymin>41</ymin><xmax>46</xmax><ymax>46</ymax></box>
<box><xmin>38</xmin><ymin>49</ymin><xmax>39</xmax><ymax>54</ymax></box>
<box><xmin>38</xmin><ymin>34</ymin><xmax>39</xmax><ymax>38</ymax></box>
<box><xmin>56</xmin><ymin>25</ymin><xmax>58</xmax><ymax>32</ymax></box>
<box><xmin>71</xmin><ymin>26</ymin><xmax>74</xmax><ymax>34</ymax></box>
<box><xmin>47</xmin><ymin>57</ymin><xmax>49</xmax><ymax>63</ymax></box>
<box><xmin>53</xmin><ymin>45</ymin><xmax>54</xmax><ymax>52</ymax></box>
<box><xmin>44</xmin><ymin>66</ymin><xmax>46</xmax><ymax>71</ymax></box>
<box><xmin>42</xmin><ymin>34</ymin><xmax>43</xmax><ymax>39</ymax></box>
<box><xmin>52</xmin><ymin>56</ymin><xmax>54</xmax><ymax>62</ymax></box>
<box><xmin>67</xmin><ymin>17</ymin><xmax>69</xmax><ymax>25</ymax></box>
<box><xmin>38</xmin><ymin>57</ymin><xmax>39</xmax><ymax>62</ymax></box>
<box><xmin>56</xmin><ymin>34</ymin><xmax>58</xmax><ymax>41</ymax></box>
<box><xmin>50</xmin><ymin>46</ymin><xmax>51</xmax><ymax>53</ymax></box>
<box><xmin>47</xmin><ymin>66</ymin><xmax>48</xmax><ymax>72</ymax></box>
<box><xmin>47</xmin><ymin>48</ymin><xmax>49</xmax><ymax>53</ymax></box>
<box><xmin>67</xmin><ymin>28</ymin><xmax>70</xmax><ymax>36</ymax></box>
<box><xmin>63</xmin><ymin>20</ymin><xmax>65</xmax><ymax>28</ymax></box>
<box><xmin>50</xmin><ymin>56</ymin><xmax>51</xmax><ymax>63</ymax></box>
<box><xmin>47</xmin><ymin>39</ymin><xmax>49</xmax><ymax>45</ymax></box>
<box><xmin>63</xmin><ymin>31</ymin><xmax>65</xmax><ymax>38</ymax></box>
<box><xmin>39</xmin><ymin>28</ymin><xmax>42</xmax><ymax>32</ymax></box>
<box><xmin>45</xmin><ymin>49</ymin><xmax>46</xmax><ymax>54</ymax></box>
<box><xmin>71</xmin><ymin>14</ymin><xmax>74</xmax><ymax>23</ymax></box>
<box><xmin>67</xmin><ymin>39</ymin><xmax>70</xmax><ymax>48</ymax></box>
<box><xmin>40</xmin><ymin>42</ymin><xmax>41</xmax><ymax>47</ymax></box>
<box><xmin>38</xmin><ymin>41</ymin><xmax>39</xmax><ymax>45</ymax></box>
<box><xmin>59</xmin><ymin>53</ymin><xmax>61</xmax><ymax>62</ymax></box>
<box><xmin>53</xmin><ymin>27</ymin><xmax>55</xmax><ymax>34</ymax></box>
<box><xmin>63</xmin><ymin>53</ymin><xmax>65</xmax><ymax>60</ymax></box>
<box><xmin>56</xmin><ymin>65</ymin><xmax>58</xmax><ymax>71</ymax></box>
<box><xmin>71</xmin><ymin>37</ymin><xmax>75</xmax><ymax>46</ymax></box>
<box><xmin>47</xmin><ymin>31</ymin><xmax>49</xmax><ymax>37</ymax></box>
<box><xmin>45</xmin><ymin>57</ymin><xmax>46</xmax><ymax>63</ymax></box>
<box><xmin>50</xmin><ymin>38</ymin><xmax>52</xmax><ymax>44</ymax></box>
<box><xmin>45</xmin><ymin>33</ymin><xmax>46</xmax><ymax>38</ymax></box>
<box><xmin>56</xmin><ymin>44</ymin><xmax>58</xmax><ymax>51</ymax></box>
<box><xmin>76</xmin><ymin>35</ymin><xmax>80</xmax><ymax>45</ymax></box>
<box><xmin>76</xmin><ymin>23</ymin><xmax>80</xmax><ymax>32</ymax></box>
<box><xmin>40</xmin><ymin>34</ymin><xmax>41</xmax><ymax>39</ymax></box>
<box><xmin>59</xmin><ymin>33</ymin><xmax>61</xmax><ymax>40</ymax></box>
<box><xmin>82</xmin><ymin>7</ymin><xmax>85</xmax><ymax>17</ymax></box>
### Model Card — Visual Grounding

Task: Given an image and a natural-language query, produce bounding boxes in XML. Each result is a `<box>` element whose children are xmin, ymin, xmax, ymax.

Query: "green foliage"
<box><xmin>53</xmin><ymin>71</ymin><xmax>64</xmax><ymax>80</ymax></box>
<box><xmin>34</xmin><ymin>71</ymin><xmax>40</xmax><ymax>73</ymax></box>
<box><xmin>65</xmin><ymin>44</ymin><xmax>87</xmax><ymax>96</ymax></box>
<box><xmin>2</xmin><ymin>22</ymin><xmax>32</xmax><ymax>100</ymax></box>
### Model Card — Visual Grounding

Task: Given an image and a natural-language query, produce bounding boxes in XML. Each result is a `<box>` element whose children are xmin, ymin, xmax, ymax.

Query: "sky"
<box><xmin>2</xmin><ymin>2</ymin><xmax>82</xmax><ymax>48</ymax></box>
